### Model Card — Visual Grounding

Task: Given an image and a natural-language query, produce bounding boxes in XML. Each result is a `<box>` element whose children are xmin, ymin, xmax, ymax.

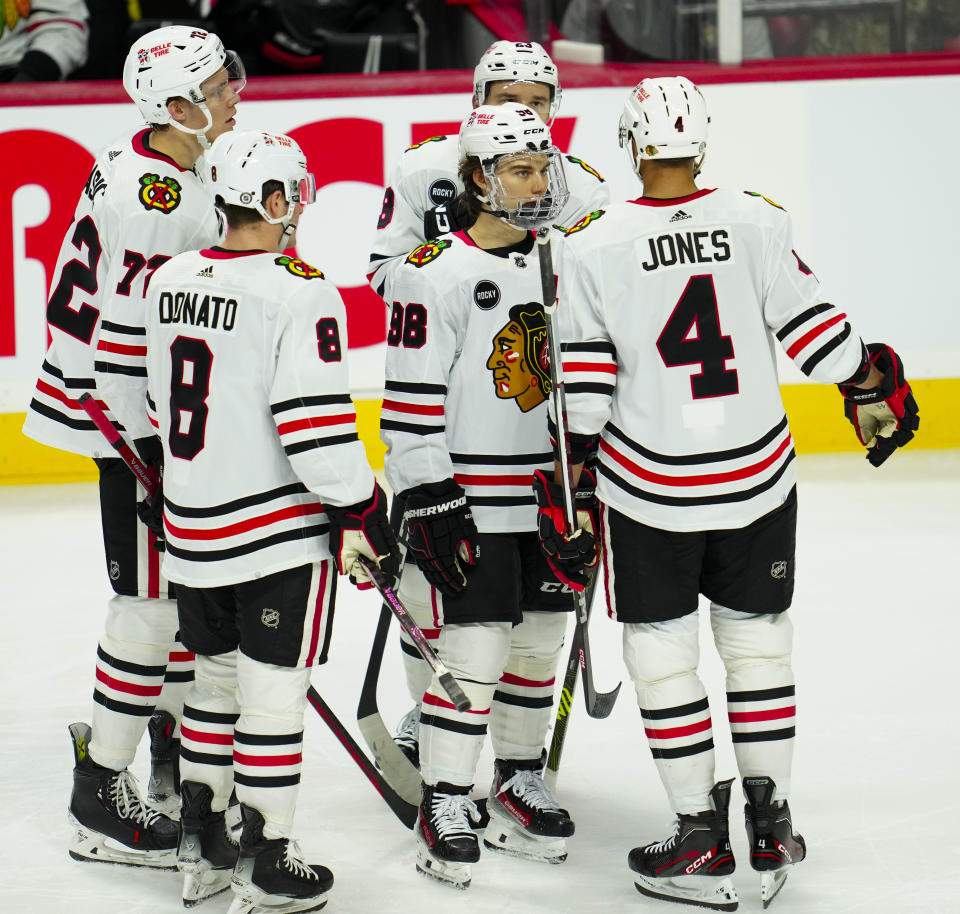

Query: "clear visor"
<box><xmin>287</xmin><ymin>172</ymin><xmax>316</xmax><ymax>206</ymax></box>
<box><xmin>201</xmin><ymin>50</ymin><xmax>246</xmax><ymax>102</ymax></box>
<box><xmin>483</xmin><ymin>148</ymin><xmax>569</xmax><ymax>230</ymax></box>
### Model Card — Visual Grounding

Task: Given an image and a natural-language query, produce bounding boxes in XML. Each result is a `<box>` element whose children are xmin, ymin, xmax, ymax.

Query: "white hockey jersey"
<box><xmin>556</xmin><ymin>188</ymin><xmax>867</xmax><ymax>533</ymax></box>
<box><xmin>23</xmin><ymin>128</ymin><xmax>222</xmax><ymax>457</ymax></box>
<box><xmin>382</xmin><ymin>230</ymin><xmax>560</xmax><ymax>533</ymax></box>
<box><xmin>367</xmin><ymin>132</ymin><xmax>608</xmax><ymax>298</ymax></box>
<box><xmin>144</xmin><ymin>248</ymin><xmax>376</xmax><ymax>588</ymax></box>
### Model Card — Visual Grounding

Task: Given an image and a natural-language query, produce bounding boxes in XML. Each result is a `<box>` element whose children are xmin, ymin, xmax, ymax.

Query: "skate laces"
<box><xmin>107</xmin><ymin>770</ymin><xmax>167</xmax><ymax>828</ymax></box>
<box><xmin>499</xmin><ymin>768</ymin><xmax>561</xmax><ymax>812</ymax></box>
<box><xmin>281</xmin><ymin>839</ymin><xmax>317</xmax><ymax>882</ymax></box>
<box><xmin>431</xmin><ymin>791</ymin><xmax>481</xmax><ymax>838</ymax></box>
<box><xmin>394</xmin><ymin>705</ymin><xmax>420</xmax><ymax>750</ymax></box>
<box><xmin>645</xmin><ymin>819</ymin><xmax>680</xmax><ymax>854</ymax></box>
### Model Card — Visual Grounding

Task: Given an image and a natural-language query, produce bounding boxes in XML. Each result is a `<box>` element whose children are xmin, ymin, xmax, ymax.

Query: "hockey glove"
<box><xmin>838</xmin><ymin>343</ymin><xmax>919</xmax><ymax>467</ymax></box>
<box><xmin>326</xmin><ymin>483</ymin><xmax>401</xmax><ymax>590</ymax></box>
<box><xmin>133</xmin><ymin>435</ymin><xmax>165</xmax><ymax>551</ymax></box>
<box><xmin>533</xmin><ymin>468</ymin><xmax>600</xmax><ymax>592</ymax></box>
<box><xmin>401</xmin><ymin>479</ymin><xmax>478</xmax><ymax>596</ymax></box>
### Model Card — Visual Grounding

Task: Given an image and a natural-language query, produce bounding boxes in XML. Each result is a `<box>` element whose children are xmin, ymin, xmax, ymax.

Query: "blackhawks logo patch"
<box><xmin>562</xmin><ymin>210</ymin><xmax>605</xmax><ymax>236</ymax></box>
<box><xmin>744</xmin><ymin>191</ymin><xmax>785</xmax><ymax>211</ymax></box>
<box><xmin>565</xmin><ymin>155</ymin><xmax>605</xmax><ymax>183</ymax></box>
<box><xmin>138</xmin><ymin>173</ymin><xmax>182</xmax><ymax>213</ymax></box>
<box><xmin>406</xmin><ymin>239</ymin><xmax>451</xmax><ymax>268</ymax></box>
<box><xmin>405</xmin><ymin>135</ymin><xmax>448</xmax><ymax>152</ymax></box>
<box><xmin>275</xmin><ymin>255</ymin><xmax>324</xmax><ymax>279</ymax></box>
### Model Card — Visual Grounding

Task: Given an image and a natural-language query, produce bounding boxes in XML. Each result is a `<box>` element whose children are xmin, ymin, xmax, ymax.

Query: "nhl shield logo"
<box><xmin>138</xmin><ymin>173</ymin><xmax>182</xmax><ymax>214</ymax></box>
<box><xmin>109</xmin><ymin>560</ymin><xmax>120</xmax><ymax>581</ymax></box>
<box><xmin>261</xmin><ymin>608</ymin><xmax>280</xmax><ymax>628</ymax></box>
<box><xmin>770</xmin><ymin>561</ymin><xmax>787</xmax><ymax>580</ymax></box>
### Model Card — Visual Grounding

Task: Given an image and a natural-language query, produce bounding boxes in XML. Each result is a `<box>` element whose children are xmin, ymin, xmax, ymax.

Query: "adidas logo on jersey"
<box><xmin>196</xmin><ymin>265</ymin><xmax>214</xmax><ymax>278</ymax></box>
<box><xmin>107</xmin><ymin>149</ymin><xmax>122</xmax><ymax>161</ymax></box>
<box><xmin>669</xmin><ymin>209</ymin><xmax>692</xmax><ymax>223</ymax></box>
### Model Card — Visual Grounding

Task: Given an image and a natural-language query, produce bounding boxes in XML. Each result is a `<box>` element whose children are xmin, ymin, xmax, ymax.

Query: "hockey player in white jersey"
<box><xmin>370</xmin><ymin>37</ymin><xmax>609</xmax><ymax>779</ymax></box>
<box><xmin>21</xmin><ymin>26</ymin><xmax>245</xmax><ymax>868</ymax></box>
<box><xmin>368</xmin><ymin>39</ymin><xmax>608</xmax><ymax>300</ymax></box>
<box><xmin>139</xmin><ymin>131</ymin><xmax>399</xmax><ymax>914</ymax></box>
<box><xmin>383</xmin><ymin>104</ymin><xmax>588</xmax><ymax>889</ymax></box>
<box><xmin>538</xmin><ymin>77</ymin><xmax>919</xmax><ymax>910</ymax></box>
<box><xmin>144</xmin><ymin>128</ymin><xmax>400</xmax><ymax>912</ymax></box>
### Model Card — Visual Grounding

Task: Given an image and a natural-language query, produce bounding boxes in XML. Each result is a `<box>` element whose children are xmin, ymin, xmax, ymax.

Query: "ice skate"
<box><xmin>147</xmin><ymin>709</ymin><xmax>181</xmax><ymax>817</ymax></box>
<box><xmin>628</xmin><ymin>779</ymin><xmax>739</xmax><ymax>911</ymax></box>
<box><xmin>228</xmin><ymin>804</ymin><xmax>332</xmax><ymax>914</ymax></box>
<box><xmin>483</xmin><ymin>757</ymin><xmax>574</xmax><ymax>864</ymax></box>
<box><xmin>393</xmin><ymin>704</ymin><xmax>420</xmax><ymax>769</ymax></box>
<box><xmin>67</xmin><ymin>721</ymin><xmax>178</xmax><ymax>869</ymax></box>
<box><xmin>743</xmin><ymin>776</ymin><xmax>806</xmax><ymax>909</ymax></box>
<box><xmin>178</xmin><ymin>780</ymin><xmax>239</xmax><ymax>907</ymax></box>
<box><xmin>415</xmin><ymin>782</ymin><xmax>482</xmax><ymax>889</ymax></box>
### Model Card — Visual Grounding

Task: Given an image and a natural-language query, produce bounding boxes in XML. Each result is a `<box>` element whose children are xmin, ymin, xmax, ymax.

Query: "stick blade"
<box><xmin>583</xmin><ymin>679</ymin><xmax>622</xmax><ymax>719</ymax></box>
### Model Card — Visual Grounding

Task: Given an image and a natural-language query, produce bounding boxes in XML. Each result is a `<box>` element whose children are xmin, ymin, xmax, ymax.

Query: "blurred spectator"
<box><xmin>0</xmin><ymin>0</ymin><xmax>89</xmax><ymax>81</ymax></box>
<box><xmin>560</xmin><ymin>0</ymin><xmax>774</xmax><ymax>61</ymax></box>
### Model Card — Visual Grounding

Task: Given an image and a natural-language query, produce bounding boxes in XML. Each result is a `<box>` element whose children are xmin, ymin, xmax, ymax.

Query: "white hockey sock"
<box><xmin>490</xmin><ymin>611</ymin><xmax>566</xmax><ymax>759</ymax></box>
<box><xmin>153</xmin><ymin>640</ymin><xmax>195</xmax><ymax>737</ymax></box>
<box><xmin>180</xmin><ymin>652</ymin><xmax>239</xmax><ymax>812</ymax></box>
<box><xmin>712</xmin><ymin>606</ymin><xmax>796</xmax><ymax>800</ymax></box>
<box><xmin>624</xmin><ymin>616</ymin><xmax>716</xmax><ymax>814</ymax></box>
<box><xmin>90</xmin><ymin>595</ymin><xmax>179</xmax><ymax>771</ymax></box>
<box><xmin>420</xmin><ymin>622</ymin><xmax>511</xmax><ymax>787</ymax></box>
<box><xmin>234</xmin><ymin>652</ymin><xmax>310</xmax><ymax>838</ymax></box>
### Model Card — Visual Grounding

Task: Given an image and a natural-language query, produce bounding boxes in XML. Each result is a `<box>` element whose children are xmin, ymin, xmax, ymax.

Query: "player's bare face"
<box><xmin>484</xmin><ymin>80</ymin><xmax>552</xmax><ymax>122</ymax></box>
<box><xmin>196</xmin><ymin>67</ymin><xmax>241</xmax><ymax>143</ymax></box>
<box><xmin>486</xmin><ymin>320</ymin><xmax>531</xmax><ymax>398</ymax></box>
<box><xmin>496</xmin><ymin>154</ymin><xmax>550</xmax><ymax>211</ymax></box>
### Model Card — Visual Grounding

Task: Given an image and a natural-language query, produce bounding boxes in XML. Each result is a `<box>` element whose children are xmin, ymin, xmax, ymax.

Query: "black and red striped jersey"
<box><xmin>555</xmin><ymin>188</ymin><xmax>866</xmax><ymax>532</ymax></box>
<box><xmin>143</xmin><ymin>247</ymin><xmax>376</xmax><ymax>587</ymax></box>
<box><xmin>382</xmin><ymin>229</ymin><xmax>562</xmax><ymax>533</ymax></box>
<box><xmin>23</xmin><ymin>128</ymin><xmax>222</xmax><ymax>456</ymax></box>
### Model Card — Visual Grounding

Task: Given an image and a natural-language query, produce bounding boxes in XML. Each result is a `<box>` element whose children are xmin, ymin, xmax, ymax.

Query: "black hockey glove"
<box><xmin>326</xmin><ymin>483</ymin><xmax>401</xmax><ymax>590</ymax></box>
<box><xmin>838</xmin><ymin>343</ymin><xmax>919</xmax><ymax>467</ymax></box>
<box><xmin>533</xmin><ymin>468</ymin><xmax>599</xmax><ymax>592</ymax></box>
<box><xmin>133</xmin><ymin>435</ymin><xmax>165</xmax><ymax>551</ymax></box>
<box><xmin>401</xmin><ymin>479</ymin><xmax>478</xmax><ymax>596</ymax></box>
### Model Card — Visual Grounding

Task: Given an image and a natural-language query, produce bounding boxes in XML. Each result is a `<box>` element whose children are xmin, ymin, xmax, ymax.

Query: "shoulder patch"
<box><xmin>744</xmin><ymin>191</ymin><xmax>785</xmax><ymax>211</ymax></box>
<box><xmin>405</xmin><ymin>239</ymin><xmax>451</xmax><ymax>268</ymax></box>
<box><xmin>564</xmin><ymin>155</ymin><xmax>605</xmax><ymax>183</ymax></box>
<box><xmin>138</xmin><ymin>173</ymin><xmax>182</xmax><ymax>213</ymax></box>
<box><xmin>275</xmin><ymin>255</ymin><xmax>324</xmax><ymax>280</ymax></box>
<box><xmin>562</xmin><ymin>210</ymin><xmax>605</xmax><ymax>236</ymax></box>
<box><xmin>406</xmin><ymin>135</ymin><xmax>449</xmax><ymax>152</ymax></box>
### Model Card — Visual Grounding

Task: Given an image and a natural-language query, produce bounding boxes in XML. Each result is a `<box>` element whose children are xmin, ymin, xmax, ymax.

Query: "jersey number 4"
<box><xmin>657</xmin><ymin>275</ymin><xmax>738</xmax><ymax>399</ymax></box>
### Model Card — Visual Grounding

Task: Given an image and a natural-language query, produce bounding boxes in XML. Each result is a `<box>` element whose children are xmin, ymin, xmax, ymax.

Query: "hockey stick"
<box><xmin>356</xmin><ymin>603</ymin><xmax>423</xmax><ymax>805</ymax></box>
<box><xmin>536</xmin><ymin>231</ymin><xmax>621</xmax><ymax>721</ymax></box>
<box><xmin>78</xmin><ymin>393</ymin><xmax>418</xmax><ymax>828</ymax></box>
<box><xmin>356</xmin><ymin>557</ymin><xmax>471</xmax><ymax>713</ymax></box>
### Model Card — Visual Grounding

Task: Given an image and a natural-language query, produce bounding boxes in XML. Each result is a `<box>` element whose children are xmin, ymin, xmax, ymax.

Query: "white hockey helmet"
<box><xmin>123</xmin><ymin>26</ymin><xmax>245</xmax><ymax>141</ymax></box>
<box><xmin>459</xmin><ymin>103</ymin><xmax>569</xmax><ymax>230</ymax></box>
<box><xmin>473</xmin><ymin>40</ymin><xmax>562</xmax><ymax>122</ymax></box>
<box><xmin>618</xmin><ymin>76</ymin><xmax>709</xmax><ymax>175</ymax></box>
<box><xmin>206</xmin><ymin>130</ymin><xmax>315</xmax><ymax>243</ymax></box>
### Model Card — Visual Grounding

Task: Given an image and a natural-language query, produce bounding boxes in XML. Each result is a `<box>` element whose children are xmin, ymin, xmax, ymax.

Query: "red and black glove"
<box><xmin>133</xmin><ymin>435</ymin><xmax>165</xmax><ymax>551</ymax></box>
<box><xmin>533</xmin><ymin>468</ymin><xmax>599</xmax><ymax>592</ymax></box>
<box><xmin>401</xmin><ymin>479</ymin><xmax>478</xmax><ymax>596</ymax></box>
<box><xmin>838</xmin><ymin>343</ymin><xmax>919</xmax><ymax>467</ymax></box>
<box><xmin>326</xmin><ymin>483</ymin><xmax>401</xmax><ymax>590</ymax></box>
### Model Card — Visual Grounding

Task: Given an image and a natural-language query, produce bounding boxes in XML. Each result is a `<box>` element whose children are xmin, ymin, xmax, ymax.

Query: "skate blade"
<box><xmin>227</xmin><ymin>877</ymin><xmax>328</xmax><ymax>914</ymax></box>
<box><xmin>483</xmin><ymin>808</ymin><xmax>568</xmax><ymax>864</ymax></box>
<box><xmin>182</xmin><ymin>869</ymin><xmax>233</xmax><ymax>907</ymax></box>
<box><xmin>415</xmin><ymin>846</ymin><xmax>471</xmax><ymax>889</ymax></box>
<box><xmin>68</xmin><ymin>813</ymin><xmax>177</xmax><ymax>870</ymax></box>
<box><xmin>634</xmin><ymin>874</ymin><xmax>739</xmax><ymax>912</ymax></box>
<box><xmin>760</xmin><ymin>870</ymin><xmax>788</xmax><ymax>909</ymax></box>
